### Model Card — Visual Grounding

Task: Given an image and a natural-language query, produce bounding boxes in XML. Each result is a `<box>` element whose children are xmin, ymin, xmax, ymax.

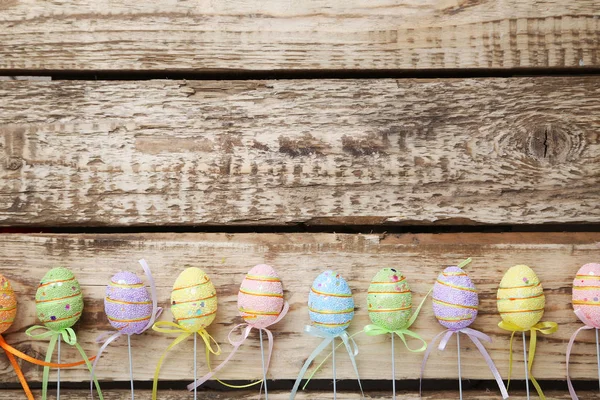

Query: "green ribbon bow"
<box><xmin>363</xmin><ymin>287</ymin><xmax>431</xmax><ymax>352</ymax></box>
<box><xmin>26</xmin><ymin>325</ymin><xmax>103</xmax><ymax>400</ymax></box>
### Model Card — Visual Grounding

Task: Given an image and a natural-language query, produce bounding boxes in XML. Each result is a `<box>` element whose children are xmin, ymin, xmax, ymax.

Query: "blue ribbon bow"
<box><xmin>289</xmin><ymin>326</ymin><xmax>363</xmax><ymax>400</ymax></box>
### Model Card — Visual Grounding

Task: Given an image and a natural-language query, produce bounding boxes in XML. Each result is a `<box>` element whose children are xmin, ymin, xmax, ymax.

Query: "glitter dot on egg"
<box><xmin>72</xmin><ymin>286</ymin><xmax>77</xmax><ymax>291</ymax></box>
<box><xmin>50</xmin><ymin>316</ymin><xmax>56</xmax><ymax>321</ymax></box>
<box><xmin>591</xmin><ymin>272</ymin><xmax>596</xmax><ymax>276</ymax></box>
<box><xmin>58</xmin><ymin>282</ymin><xmax>63</xmax><ymax>287</ymax></box>
<box><xmin>65</xmin><ymin>304</ymin><xmax>70</xmax><ymax>310</ymax></box>
<box><xmin>595</xmin><ymin>297</ymin><xmax>599</xmax><ymax>302</ymax></box>
<box><xmin>118</xmin><ymin>279</ymin><xmax>126</xmax><ymax>284</ymax></box>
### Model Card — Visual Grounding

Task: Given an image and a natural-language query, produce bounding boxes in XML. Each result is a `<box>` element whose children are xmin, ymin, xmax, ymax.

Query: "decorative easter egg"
<box><xmin>35</xmin><ymin>267</ymin><xmax>84</xmax><ymax>331</ymax></box>
<box><xmin>367</xmin><ymin>268</ymin><xmax>412</xmax><ymax>331</ymax></box>
<box><xmin>497</xmin><ymin>265</ymin><xmax>545</xmax><ymax>330</ymax></box>
<box><xmin>308</xmin><ymin>271</ymin><xmax>354</xmax><ymax>335</ymax></box>
<box><xmin>0</xmin><ymin>275</ymin><xmax>17</xmax><ymax>334</ymax></box>
<box><xmin>238</xmin><ymin>264</ymin><xmax>284</xmax><ymax>328</ymax></box>
<box><xmin>433</xmin><ymin>266</ymin><xmax>478</xmax><ymax>330</ymax></box>
<box><xmin>572</xmin><ymin>263</ymin><xmax>600</xmax><ymax>327</ymax></box>
<box><xmin>104</xmin><ymin>271</ymin><xmax>153</xmax><ymax>335</ymax></box>
<box><xmin>171</xmin><ymin>267</ymin><xmax>217</xmax><ymax>332</ymax></box>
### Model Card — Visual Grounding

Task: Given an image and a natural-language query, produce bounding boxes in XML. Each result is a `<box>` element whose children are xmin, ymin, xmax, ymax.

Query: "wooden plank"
<box><xmin>0</xmin><ymin>389</ymin><xmax>596</xmax><ymax>399</ymax></box>
<box><xmin>0</xmin><ymin>1</ymin><xmax>598</xmax><ymax>71</ymax></box>
<box><xmin>1</xmin><ymin>77</ymin><xmax>599</xmax><ymax>227</ymax></box>
<box><xmin>0</xmin><ymin>232</ymin><xmax>597</xmax><ymax>384</ymax></box>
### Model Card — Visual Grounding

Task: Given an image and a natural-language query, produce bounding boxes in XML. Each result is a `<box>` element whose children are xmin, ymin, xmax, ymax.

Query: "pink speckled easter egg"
<box><xmin>238</xmin><ymin>264</ymin><xmax>284</xmax><ymax>328</ymax></box>
<box><xmin>104</xmin><ymin>271</ymin><xmax>153</xmax><ymax>335</ymax></box>
<box><xmin>433</xmin><ymin>266</ymin><xmax>478</xmax><ymax>330</ymax></box>
<box><xmin>573</xmin><ymin>263</ymin><xmax>600</xmax><ymax>328</ymax></box>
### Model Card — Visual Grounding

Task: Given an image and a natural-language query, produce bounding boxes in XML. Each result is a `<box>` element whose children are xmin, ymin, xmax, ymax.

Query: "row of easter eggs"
<box><xmin>0</xmin><ymin>262</ymin><xmax>598</xmax><ymax>336</ymax></box>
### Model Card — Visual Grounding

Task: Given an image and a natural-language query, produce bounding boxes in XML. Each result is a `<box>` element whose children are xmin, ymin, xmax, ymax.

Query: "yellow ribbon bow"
<box><xmin>151</xmin><ymin>321</ymin><xmax>221</xmax><ymax>400</ymax></box>
<box><xmin>498</xmin><ymin>320</ymin><xmax>558</xmax><ymax>400</ymax></box>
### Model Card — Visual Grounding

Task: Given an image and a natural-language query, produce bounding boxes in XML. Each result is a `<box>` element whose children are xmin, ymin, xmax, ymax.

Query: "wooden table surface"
<box><xmin>0</xmin><ymin>1</ymin><xmax>599</xmax><ymax>399</ymax></box>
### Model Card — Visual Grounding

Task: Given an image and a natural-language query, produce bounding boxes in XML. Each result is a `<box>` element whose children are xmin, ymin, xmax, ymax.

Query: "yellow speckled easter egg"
<box><xmin>497</xmin><ymin>265</ymin><xmax>545</xmax><ymax>330</ymax></box>
<box><xmin>0</xmin><ymin>275</ymin><xmax>16</xmax><ymax>334</ymax></box>
<box><xmin>171</xmin><ymin>268</ymin><xmax>217</xmax><ymax>331</ymax></box>
<box><xmin>35</xmin><ymin>267</ymin><xmax>84</xmax><ymax>331</ymax></box>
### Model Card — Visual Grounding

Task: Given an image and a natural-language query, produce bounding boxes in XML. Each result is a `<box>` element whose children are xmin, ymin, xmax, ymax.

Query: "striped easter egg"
<box><xmin>104</xmin><ymin>271</ymin><xmax>153</xmax><ymax>335</ymax></box>
<box><xmin>308</xmin><ymin>271</ymin><xmax>354</xmax><ymax>335</ymax></box>
<box><xmin>497</xmin><ymin>265</ymin><xmax>545</xmax><ymax>330</ymax></box>
<box><xmin>367</xmin><ymin>268</ymin><xmax>412</xmax><ymax>331</ymax></box>
<box><xmin>238</xmin><ymin>264</ymin><xmax>284</xmax><ymax>328</ymax></box>
<box><xmin>171</xmin><ymin>268</ymin><xmax>217</xmax><ymax>332</ymax></box>
<box><xmin>572</xmin><ymin>263</ymin><xmax>600</xmax><ymax>327</ymax></box>
<box><xmin>35</xmin><ymin>267</ymin><xmax>84</xmax><ymax>331</ymax></box>
<box><xmin>0</xmin><ymin>275</ymin><xmax>17</xmax><ymax>334</ymax></box>
<box><xmin>433</xmin><ymin>266</ymin><xmax>478</xmax><ymax>330</ymax></box>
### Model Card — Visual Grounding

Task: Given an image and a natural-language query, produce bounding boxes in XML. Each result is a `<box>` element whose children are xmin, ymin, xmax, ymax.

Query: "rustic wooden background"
<box><xmin>1</xmin><ymin>0</ymin><xmax>599</xmax><ymax>398</ymax></box>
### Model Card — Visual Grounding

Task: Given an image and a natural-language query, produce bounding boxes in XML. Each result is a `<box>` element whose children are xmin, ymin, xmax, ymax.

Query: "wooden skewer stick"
<box><xmin>391</xmin><ymin>333</ymin><xmax>396</xmax><ymax>400</ymax></box>
<box><xmin>457</xmin><ymin>332</ymin><xmax>462</xmax><ymax>400</ymax></box>
<box><xmin>193</xmin><ymin>333</ymin><xmax>197</xmax><ymax>400</ymax></box>
<box><xmin>128</xmin><ymin>335</ymin><xmax>134</xmax><ymax>400</ymax></box>
<box><xmin>260</xmin><ymin>329</ymin><xmax>268</xmax><ymax>399</ymax></box>
<box><xmin>523</xmin><ymin>331</ymin><xmax>530</xmax><ymax>400</ymax></box>
<box><xmin>57</xmin><ymin>335</ymin><xmax>61</xmax><ymax>400</ymax></box>
<box><xmin>596</xmin><ymin>328</ymin><xmax>600</xmax><ymax>390</ymax></box>
<box><xmin>332</xmin><ymin>338</ymin><xmax>336</xmax><ymax>400</ymax></box>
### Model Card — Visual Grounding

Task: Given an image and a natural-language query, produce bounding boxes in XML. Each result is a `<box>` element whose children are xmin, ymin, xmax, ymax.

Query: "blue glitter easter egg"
<box><xmin>308</xmin><ymin>271</ymin><xmax>354</xmax><ymax>335</ymax></box>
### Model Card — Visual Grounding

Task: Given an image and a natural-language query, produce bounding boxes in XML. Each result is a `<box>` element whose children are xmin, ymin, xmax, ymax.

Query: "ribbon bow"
<box><xmin>567</xmin><ymin>309</ymin><xmax>598</xmax><ymax>400</ymax></box>
<box><xmin>25</xmin><ymin>325</ymin><xmax>104</xmax><ymax>400</ymax></box>
<box><xmin>364</xmin><ymin>287</ymin><xmax>431</xmax><ymax>352</ymax></box>
<box><xmin>0</xmin><ymin>333</ymin><xmax>96</xmax><ymax>400</ymax></box>
<box><xmin>152</xmin><ymin>321</ymin><xmax>222</xmax><ymax>400</ymax></box>
<box><xmin>91</xmin><ymin>259</ymin><xmax>162</xmax><ymax>398</ymax></box>
<box><xmin>290</xmin><ymin>325</ymin><xmax>364</xmax><ymax>400</ymax></box>
<box><xmin>189</xmin><ymin>301</ymin><xmax>290</xmax><ymax>391</ymax></box>
<box><xmin>421</xmin><ymin>327</ymin><xmax>509</xmax><ymax>399</ymax></box>
<box><xmin>498</xmin><ymin>320</ymin><xmax>558</xmax><ymax>400</ymax></box>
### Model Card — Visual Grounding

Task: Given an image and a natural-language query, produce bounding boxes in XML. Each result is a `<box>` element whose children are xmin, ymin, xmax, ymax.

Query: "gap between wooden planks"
<box><xmin>0</xmin><ymin>389</ymin><xmax>597</xmax><ymax>399</ymax></box>
<box><xmin>0</xmin><ymin>232</ymin><xmax>597</xmax><ymax>384</ymax></box>
<box><xmin>0</xmin><ymin>77</ymin><xmax>599</xmax><ymax>227</ymax></box>
<box><xmin>0</xmin><ymin>0</ymin><xmax>598</xmax><ymax>71</ymax></box>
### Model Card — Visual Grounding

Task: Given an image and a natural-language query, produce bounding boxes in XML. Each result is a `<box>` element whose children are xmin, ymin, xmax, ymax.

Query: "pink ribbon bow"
<box><xmin>420</xmin><ymin>327</ymin><xmax>509</xmax><ymax>399</ymax></box>
<box><xmin>567</xmin><ymin>309</ymin><xmax>600</xmax><ymax>400</ymax></box>
<box><xmin>189</xmin><ymin>301</ymin><xmax>290</xmax><ymax>390</ymax></box>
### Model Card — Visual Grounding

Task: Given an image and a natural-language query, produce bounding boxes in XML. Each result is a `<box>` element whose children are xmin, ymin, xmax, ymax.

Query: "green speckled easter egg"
<box><xmin>367</xmin><ymin>268</ymin><xmax>412</xmax><ymax>331</ymax></box>
<box><xmin>35</xmin><ymin>267</ymin><xmax>83</xmax><ymax>331</ymax></box>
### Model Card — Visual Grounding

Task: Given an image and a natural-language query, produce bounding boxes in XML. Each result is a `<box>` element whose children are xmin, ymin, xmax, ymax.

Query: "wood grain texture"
<box><xmin>0</xmin><ymin>232</ymin><xmax>598</xmax><ymax>384</ymax></box>
<box><xmin>0</xmin><ymin>1</ymin><xmax>599</xmax><ymax>71</ymax></box>
<box><xmin>0</xmin><ymin>390</ymin><xmax>596</xmax><ymax>400</ymax></box>
<box><xmin>1</xmin><ymin>78</ymin><xmax>599</xmax><ymax>227</ymax></box>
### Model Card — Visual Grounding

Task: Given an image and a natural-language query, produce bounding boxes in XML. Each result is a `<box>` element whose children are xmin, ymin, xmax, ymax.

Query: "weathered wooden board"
<box><xmin>1</xmin><ymin>78</ymin><xmax>599</xmax><ymax>227</ymax></box>
<box><xmin>0</xmin><ymin>232</ymin><xmax>598</xmax><ymax>385</ymax></box>
<box><xmin>0</xmin><ymin>1</ymin><xmax>598</xmax><ymax>71</ymax></box>
<box><xmin>0</xmin><ymin>390</ymin><xmax>596</xmax><ymax>400</ymax></box>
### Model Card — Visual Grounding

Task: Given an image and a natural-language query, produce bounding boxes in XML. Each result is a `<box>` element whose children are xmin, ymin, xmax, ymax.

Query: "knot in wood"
<box><xmin>4</xmin><ymin>156</ymin><xmax>23</xmax><ymax>170</ymax></box>
<box><xmin>504</xmin><ymin>116</ymin><xmax>583</xmax><ymax>165</ymax></box>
